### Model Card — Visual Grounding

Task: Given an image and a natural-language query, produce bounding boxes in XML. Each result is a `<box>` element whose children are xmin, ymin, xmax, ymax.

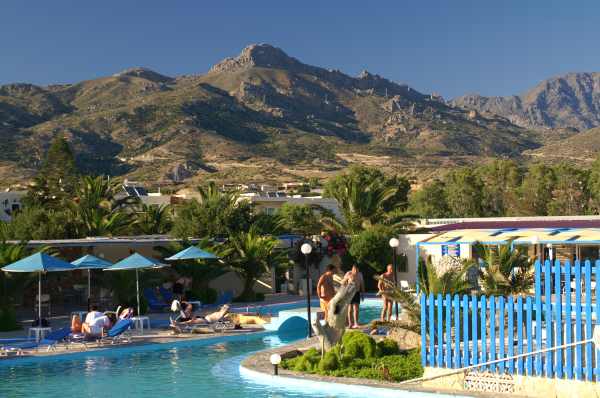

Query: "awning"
<box><xmin>420</xmin><ymin>228</ymin><xmax>600</xmax><ymax>246</ymax></box>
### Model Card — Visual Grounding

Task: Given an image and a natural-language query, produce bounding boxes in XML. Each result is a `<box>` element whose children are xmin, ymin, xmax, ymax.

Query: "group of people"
<box><xmin>316</xmin><ymin>263</ymin><xmax>365</xmax><ymax>329</ymax></box>
<box><xmin>315</xmin><ymin>262</ymin><xmax>399</xmax><ymax>329</ymax></box>
<box><xmin>70</xmin><ymin>305</ymin><xmax>134</xmax><ymax>338</ymax></box>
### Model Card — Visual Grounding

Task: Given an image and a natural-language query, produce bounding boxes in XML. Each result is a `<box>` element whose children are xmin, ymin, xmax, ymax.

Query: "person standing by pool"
<box><xmin>343</xmin><ymin>264</ymin><xmax>365</xmax><ymax>329</ymax></box>
<box><xmin>378</xmin><ymin>264</ymin><xmax>395</xmax><ymax>321</ymax></box>
<box><xmin>316</xmin><ymin>264</ymin><xmax>336</xmax><ymax>320</ymax></box>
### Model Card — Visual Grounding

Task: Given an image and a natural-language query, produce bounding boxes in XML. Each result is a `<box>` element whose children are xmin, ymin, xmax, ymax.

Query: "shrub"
<box><xmin>282</xmin><ymin>334</ymin><xmax>423</xmax><ymax>383</ymax></box>
<box><xmin>376</xmin><ymin>350</ymin><xmax>423</xmax><ymax>381</ymax></box>
<box><xmin>0</xmin><ymin>306</ymin><xmax>20</xmax><ymax>332</ymax></box>
<box><xmin>318</xmin><ymin>349</ymin><xmax>340</xmax><ymax>372</ymax></box>
<box><xmin>376</xmin><ymin>338</ymin><xmax>400</xmax><ymax>357</ymax></box>
<box><xmin>287</xmin><ymin>348</ymin><xmax>321</xmax><ymax>372</ymax></box>
<box><xmin>342</xmin><ymin>331</ymin><xmax>377</xmax><ymax>360</ymax></box>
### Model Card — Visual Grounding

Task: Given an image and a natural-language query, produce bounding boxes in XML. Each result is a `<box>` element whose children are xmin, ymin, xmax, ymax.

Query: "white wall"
<box><xmin>398</xmin><ymin>234</ymin><xmax>434</xmax><ymax>284</ymax></box>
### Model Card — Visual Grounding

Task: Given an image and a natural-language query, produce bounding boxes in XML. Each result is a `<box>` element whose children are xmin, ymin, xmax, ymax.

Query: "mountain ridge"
<box><xmin>452</xmin><ymin>72</ymin><xmax>600</xmax><ymax>131</ymax></box>
<box><xmin>0</xmin><ymin>43</ymin><xmax>542</xmax><ymax>187</ymax></box>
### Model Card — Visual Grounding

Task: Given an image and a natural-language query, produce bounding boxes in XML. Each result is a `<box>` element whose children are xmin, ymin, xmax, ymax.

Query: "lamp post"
<box><xmin>300</xmin><ymin>242</ymin><xmax>313</xmax><ymax>338</ymax></box>
<box><xmin>389</xmin><ymin>237</ymin><xmax>400</xmax><ymax>320</ymax></box>
<box><xmin>270</xmin><ymin>353</ymin><xmax>282</xmax><ymax>375</ymax></box>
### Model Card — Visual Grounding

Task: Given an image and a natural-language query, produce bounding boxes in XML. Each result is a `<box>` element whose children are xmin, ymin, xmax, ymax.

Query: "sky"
<box><xmin>1</xmin><ymin>0</ymin><xmax>599</xmax><ymax>99</ymax></box>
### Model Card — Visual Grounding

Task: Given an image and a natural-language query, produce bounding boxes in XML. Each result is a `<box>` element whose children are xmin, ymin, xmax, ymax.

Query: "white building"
<box><xmin>0</xmin><ymin>190</ymin><xmax>26</xmax><ymax>222</ymax></box>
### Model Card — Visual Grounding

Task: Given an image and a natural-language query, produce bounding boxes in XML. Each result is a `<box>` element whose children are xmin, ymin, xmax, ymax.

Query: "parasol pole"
<box><xmin>87</xmin><ymin>269</ymin><xmax>91</xmax><ymax>312</ymax></box>
<box><xmin>135</xmin><ymin>268</ymin><xmax>140</xmax><ymax>317</ymax></box>
<box><xmin>38</xmin><ymin>271</ymin><xmax>42</xmax><ymax>324</ymax></box>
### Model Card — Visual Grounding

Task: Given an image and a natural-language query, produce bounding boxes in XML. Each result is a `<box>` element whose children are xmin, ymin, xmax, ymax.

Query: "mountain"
<box><xmin>452</xmin><ymin>72</ymin><xmax>600</xmax><ymax>131</ymax></box>
<box><xmin>0</xmin><ymin>44</ymin><xmax>539</xmax><ymax>186</ymax></box>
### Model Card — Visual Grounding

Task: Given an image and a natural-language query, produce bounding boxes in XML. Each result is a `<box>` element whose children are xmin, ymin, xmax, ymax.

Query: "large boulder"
<box><xmin>387</xmin><ymin>328</ymin><xmax>421</xmax><ymax>351</ymax></box>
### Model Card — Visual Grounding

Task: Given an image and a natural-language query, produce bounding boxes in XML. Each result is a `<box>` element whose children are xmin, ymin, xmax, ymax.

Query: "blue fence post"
<box><xmin>575</xmin><ymin>260</ymin><xmax>583</xmax><ymax>380</ymax></box>
<box><xmin>535</xmin><ymin>262</ymin><xmax>543</xmax><ymax>376</ymax></box>
<box><xmin>507</xmin><ymin>296</ymin><xmax>514</xmax><ymax>374</ymax></box>
<box><xmin>437</xmin><ymin>293</ymin><xmax>443</xmax><ymax>366</ymax></box>
<box><xmin>445</xmin><ymin>294</ymin><xmax>451</xmax><ymax>367</ymax></box>
<box><xmin>517</xmin><ymin>296</ymin><xmax>524</xmax><ymax>375</ymax></box>
<box><xmin>595</xmin><ymin>260</ymin><xmax>600</xmax><ymax>382</ymax></box>
<box><xmin>526</xmin><ymin>296</ymin><xmax>533</xmax><ymax>375</ymax></box>
<box><xmin>544</xmin><ymin>259</ymin><xmax>553</xmax><ymax>377</ymax></box>
<box><xmin>498</xmin><ymin>296</ymin><xmax>505</xmax><ymax>374</ymax></box>
<box><xmin>453</xmin><ymin>295</ymin><xmax>460</xmax><ymax>369</ymax></box>
<box><xmin>463</xmin><ymin>295</ymin><xmax>469</xmax><ymax>367</ymax></box>
<box><xmin>565</xmin><ymin>260</ymin><xmax>573</xmax><ymax>379</ymax></box>
<box><xmin>555</xmin><ymin>259</ymin><xmax>563</xmax><ymax>378</ymax></box>
<box><xmin>415</xmin><ymin>244</ymin><xmax>420</xmax><ymax>293</ymax></box>
<box><xmin>489</xmin><ymin>296</ymin><xmax>496</xmax><ymax>372</ymax></box>
<box><xmin>584</xmin><ymin>260</ymin><xmax>593</xmax><ymax>381</ymax></box>
<box><xmin>472</xmin><ymin>295</ymin><xmax>478</xmax><ymax>367</ymax></box>
<box><xmin>421</xmin><ymin>293</ymin><xmax>427</xmax><ymax>367</ymax></box>
<box><xmin>429</xmin><ymin>293</ymin><xmax>435</xmax><ymax>367</ymax></box>
<box><xmin>527</xmin><ymin>260</ymin><xmax>544</xmax><ymax>376</ymax></box>
<box><xmin>480</xmin><ymin>296</ymin><xmax>487</xmax><ymax>369</ymax></box>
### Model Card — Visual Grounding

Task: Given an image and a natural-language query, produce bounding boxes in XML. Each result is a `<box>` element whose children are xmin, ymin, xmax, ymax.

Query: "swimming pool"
<box><xmin>0</xmin><ymin>299</ymin><xmax>435</xmax><ymax>398</ymax></box>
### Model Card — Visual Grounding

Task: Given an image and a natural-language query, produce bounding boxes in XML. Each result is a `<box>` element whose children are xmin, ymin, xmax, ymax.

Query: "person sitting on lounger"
<box><xmin>170</xmin><ymin>301</ymin><xmax>230</xmax><ymax>331</ymax></box>
<box><xmin>82</xmin><ymin>314</ymin><xmax>112</xmax><ymax>337</ymax></box>
<box><xmin>119</xmin><ymin>307</ymin><xmax>134</xmax><ymax>319</ymax></box>
<box><xmin>71</xmin><ymin>313</ymin><xmax>83</xmax><ymax>333</ymax></box>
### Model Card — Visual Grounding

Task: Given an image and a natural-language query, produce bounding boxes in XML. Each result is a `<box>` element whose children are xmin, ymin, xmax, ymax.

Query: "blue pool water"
<box><xmin>0</xmin><ymin>299</ymin><xmax>454</xmax><ymax>398</ymax></box>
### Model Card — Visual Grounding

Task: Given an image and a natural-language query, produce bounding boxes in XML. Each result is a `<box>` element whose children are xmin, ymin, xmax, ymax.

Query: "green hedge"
<box><xmin>282</xmin><ymin>331</ymin><xmax>423</xmax><ymax>382</ymax></box>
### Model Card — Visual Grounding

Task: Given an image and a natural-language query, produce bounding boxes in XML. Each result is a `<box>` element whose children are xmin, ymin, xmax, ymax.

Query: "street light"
<box><xmin>389</xmin><ymin>237</ymin><xmax>400</xmax><ymax>320</ymax></box>
<box><xmin>270</xmin><ymin>353</ymin><xmax>282</xmax><ymax>375</ymax></box>
<box><xmin>300</xmin><ymin>242</ymin><xmax>313</xmax><ymax>338</ymax></box>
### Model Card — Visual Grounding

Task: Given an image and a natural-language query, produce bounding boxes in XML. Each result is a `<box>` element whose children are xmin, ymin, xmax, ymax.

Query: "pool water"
<box><xmin>0</xmin><ymin>299</ymin><xmax>435</xmax><ymax>398</ymax></box>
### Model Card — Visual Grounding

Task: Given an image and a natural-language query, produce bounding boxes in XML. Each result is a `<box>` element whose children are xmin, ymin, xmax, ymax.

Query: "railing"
<box><xmin>420</xmin><ymin>259</ymin><xmax>600</xmax><ymax>381</ymax></box>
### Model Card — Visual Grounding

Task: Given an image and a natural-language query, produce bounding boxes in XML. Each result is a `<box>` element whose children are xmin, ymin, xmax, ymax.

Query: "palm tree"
<box><xmin>70</xmin><ymin>176</ymin><xmax>133</xmax><ymax>237</ymax></box>
<box><xmin>474</xmin><ymin>243</ymin><xmax>534</xmax><ymax>296</ymax></box>
<box><xmin>0</xmin><ymin>242</ymin><xmax>30</xmax><ymax>301</ymax></box>
<box><xmin>227</xmin><ymin>226</ymin><xmax>287</xmax><ymax>302</ymax></box>
<box><xmin>171</xmin><ymin>182</ymin><xmax>253</xmax><ymax>238</ymax></box>
<box><xmin>0</xmin><ymin>241</ymin><xmax>31</xmax><ymax>331</ymax></box>
<box><xmin>325</xmin><ymin>177</ymin><xmax>398</xmax><ymax>233</ymax></box>
<box><xmin>134</xmin><ymin>204</ymin><xmax>172</xmax><ymax>235</ymax></box>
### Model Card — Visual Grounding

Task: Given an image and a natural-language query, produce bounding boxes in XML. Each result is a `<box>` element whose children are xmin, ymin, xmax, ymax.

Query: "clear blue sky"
<box><xmin>1</xmin><ymin>0</ymin><xmax>599</xmax><ymax>98</ymax></box>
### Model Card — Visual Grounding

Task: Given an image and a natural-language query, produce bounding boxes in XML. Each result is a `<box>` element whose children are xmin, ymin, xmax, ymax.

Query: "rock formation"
<box><xmin>313</xmin><ymin>281</ymin><xmax>358</xmax><ymax>351</ymax></box>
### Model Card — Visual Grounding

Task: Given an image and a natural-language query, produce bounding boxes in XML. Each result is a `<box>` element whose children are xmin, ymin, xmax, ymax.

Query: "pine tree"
<box><xmin>26</xmin><ymin>134</ymin><xmax>79</xmax><ymax>207</ymax></box>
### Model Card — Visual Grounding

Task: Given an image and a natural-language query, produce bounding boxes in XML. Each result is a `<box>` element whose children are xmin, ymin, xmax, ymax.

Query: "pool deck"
<box><xmin>0</xmin><ymin>324</ymin><xmax>267</xmax><ymax>360</ymax></box>
<box><xmin>240</xmin><ymin>338</ymin><xmax>529</xmax><ymax>398</ymax></box>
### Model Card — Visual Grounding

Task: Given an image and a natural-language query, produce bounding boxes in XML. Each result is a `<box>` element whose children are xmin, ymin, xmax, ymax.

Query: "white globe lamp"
<box><xmin>301</xmin><ymin>243</ymin><xmax>312</xmax><ymax>255</ymax></box>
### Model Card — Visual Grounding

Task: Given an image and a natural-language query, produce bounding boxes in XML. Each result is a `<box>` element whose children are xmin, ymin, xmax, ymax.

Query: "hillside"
<box><xmin>452</xmin><ymin>72</ymin><xmax>600</xmax><ymax>131</ymax></box>
<box><xmin>0</xmin><ymin>44</ymin><xmax>540</xmax><ymax>187</ymax></box>
<box><xmin>525</xmin><ymin>126</ymin><xmax>600</xmax><ymax>163</ymax></box>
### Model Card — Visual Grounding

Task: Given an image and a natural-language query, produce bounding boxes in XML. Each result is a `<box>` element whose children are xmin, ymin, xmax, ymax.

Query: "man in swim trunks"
<box><xmin>316</xmin><ymin>264</ymin><xmax>336</xmax><ymax>320</ymax></box>
<box><xmin>378</xmin><ymin>264</ymin><xmax>395</xmax><ymax>321</ymax></box>
<box><xmin>343</xmin><ymin>264</ymin><xmax>365</xmax><ymax>329</ymax></box>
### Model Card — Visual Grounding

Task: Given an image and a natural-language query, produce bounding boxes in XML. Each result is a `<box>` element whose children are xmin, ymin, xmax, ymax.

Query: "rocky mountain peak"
<box><xmin>112</xmin><ymin>67</ymin><xmax>173</xmax><ymax>83</ymax></box>
<box><xmin>209</xmin><ymin>43</ymin><xmax>305</xmax><ymax>73</ymax></box>
<box><xmin>452</xmin><ymin>72</ymin><xmax>600</xmax><ymax>130</ymax></box>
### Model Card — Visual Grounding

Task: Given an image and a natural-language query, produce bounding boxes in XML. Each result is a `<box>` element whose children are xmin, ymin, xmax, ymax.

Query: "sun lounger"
<box><xmin>159</xmin><ymin>286</ymin><xmax>174</xmax><ymax>303</ymax></box>
<box><xmin>0</xmin><ymin>327</ymin><xmax>71</xmax><ymax>355</ymax></box>
<box><xmin>98</xmin><ymin>319</ymin><xmax>133</xmax><ymax>345</ymax></box>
